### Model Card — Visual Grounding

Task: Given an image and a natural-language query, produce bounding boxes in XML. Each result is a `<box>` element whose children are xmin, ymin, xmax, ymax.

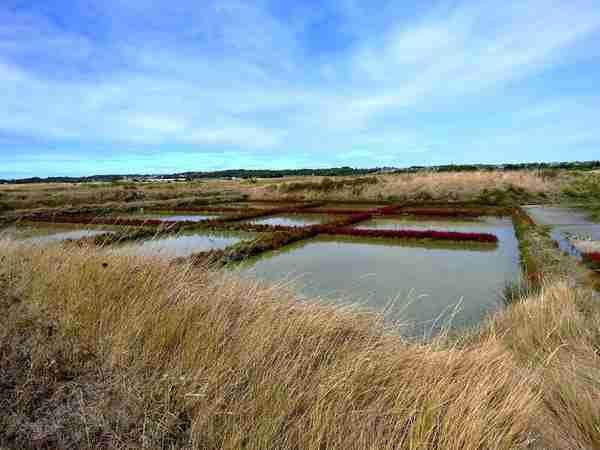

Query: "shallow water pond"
<box><xmin>114</xmin><ymin>231</ymin><xmax>255</xmax><ymax>259</ymax></box>
<box><xmin>130</xmin><ymin>212</ymin><xmax>222</xmax><ymax>222</ymax></box>
<box><xmin>523</xmin><ymin>205</ymin><xmax>595</xmax><ymax>226</ymax></box>
<box><xmin>549</xmin><ymin>225</ymin><xmax>600</xmax><ymax>259</ymax></box>
<box><xmin>352</xmin><ymin>215</ymin><xmax>507</xmax><ymax>232</ymax></box>
<box><xmin>239</xmin><ymin>219</ymin><xmax>520</xmax><ymax>335</ymax></box>
<box><xmin>247</xmin><ymin>213</ymin><xmax>335</xmax><ymax>227</ymax></box>
<box><xmin>523</xmin><ymin>206</ymin><xmax>600</xmax><ymax>259</ymax></box>
<box><xmin>1</xmin><ymin>223</ymin><xmax>114</xmax><ymax>244</ymax></box>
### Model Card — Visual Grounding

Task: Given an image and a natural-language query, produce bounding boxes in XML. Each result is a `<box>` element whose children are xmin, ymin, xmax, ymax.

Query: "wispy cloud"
<box><xmin>1</xmin><ymin>0</ymin><xmax>600</xmax><ymax>177</ymax></box>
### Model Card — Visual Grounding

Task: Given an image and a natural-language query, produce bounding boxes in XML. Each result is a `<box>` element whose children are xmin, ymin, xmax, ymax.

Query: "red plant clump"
<box><xmin>584</xmin><ymin>252</ymin><xmax>600</xmax><ymax>263</ymax></box>
<box><xmin>317</xmin><ymin>227</ymin><xmax>499</xmax><ymax>243</ymax></box>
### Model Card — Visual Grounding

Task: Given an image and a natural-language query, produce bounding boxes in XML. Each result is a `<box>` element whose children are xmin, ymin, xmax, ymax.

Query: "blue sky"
<box><xmin>1</xmin><ymin>0</ymin><xmax>600</xmax><ymax>178</ymax></box>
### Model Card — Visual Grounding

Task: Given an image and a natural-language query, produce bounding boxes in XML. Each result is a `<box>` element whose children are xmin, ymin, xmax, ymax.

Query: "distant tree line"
<box><xmin>394</xmin><ymin>161</ymin><xmax>600</xmax><ymax>173</ymax></box>
<box><xmin>1</xmin><ymin>174</ymin><xmax>128</xmax><ymax>184</ymax></box>
<box><xmin>2</xmin><ymin>161</ymin><xmax>599</xmax><ymax>184</ymax></box>
<box><xmin>178</xmin><ymin>167</ymin><xmax>380</xmax><ymax>180</ymax></box>
<box><xmin>0</xmin><ymin>167</ymin><xmax>380</xmax><ymax>184</ymax></box>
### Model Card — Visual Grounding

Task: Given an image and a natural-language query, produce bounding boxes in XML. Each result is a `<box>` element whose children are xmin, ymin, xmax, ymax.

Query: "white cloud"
<box><xmin>1</xmin><ymin>0</ymin><xmax>600</xmax><ymax>175</ymax></box>
<box><xmin>340</xmin><ymin>0</ymin><xmax>600</xmax><ymax>120</ymax></box>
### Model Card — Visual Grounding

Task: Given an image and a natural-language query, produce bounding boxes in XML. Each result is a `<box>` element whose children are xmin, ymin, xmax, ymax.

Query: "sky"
<box><xmin>1</xmin><ymin>0</ymin><xmax>600</xmax><ymax>179</ymax></box>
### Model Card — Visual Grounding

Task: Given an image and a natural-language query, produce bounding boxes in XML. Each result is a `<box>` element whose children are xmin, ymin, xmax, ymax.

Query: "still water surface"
<box><xmin>353</xmin><ymin>215</ymin><xmax>507</xmax><ymax>232</ymax></box>
<box><xmin>240</xmin><ymin>217</ymin><xmax>520</xmax><ymax>335</ymax></box>
<box><xmin>523</xmin><ymin>205</ymin><xmax>600</xmax><ymax>259</ymax></box>
<box><xmin>132</xmin><ymin>213</ymin><xmax>221</xmax><ymax>222</ymax></box>
<box><xmin>115</xmin><ymin>231</ymin><xmax>254</xmax><ymax>258</ymax></box>
<box><xmin>247</xmin><ymin>213</ymin><xmax>335</xmax><ymax>227</ymax></box>
<box><xmin>2</xmin><ymin>224</ymin><xmax>113</xmax><ymax>243</ymax></box>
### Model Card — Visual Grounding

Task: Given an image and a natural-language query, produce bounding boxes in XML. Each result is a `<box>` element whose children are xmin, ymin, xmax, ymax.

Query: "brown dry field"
<box><xmin>4</xmin><ymin>169</ymin><xmax>600</xmax><ymax>213</ymax></box>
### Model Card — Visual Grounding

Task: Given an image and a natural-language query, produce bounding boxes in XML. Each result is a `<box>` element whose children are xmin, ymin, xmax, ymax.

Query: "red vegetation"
<box><xmin>23</xmin><ymin>208</ymin><xmax>502</xmax><ymax>254</ymax></box>
<box><xmin>317</xmin><ymin>227</ymin><xmax>499</xmax><ymax>243</ymax></box>
<box><xmin>583</xmin><ymin>252</ymin><xmax>600</xmax><ymax>264</ymax></box>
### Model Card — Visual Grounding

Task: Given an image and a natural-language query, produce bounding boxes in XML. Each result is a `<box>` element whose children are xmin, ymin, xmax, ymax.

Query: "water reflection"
<box><xmin>523</xmin><ymin>205</ymin><xmax>600</xmax><ymax>261</ymax></box>
<box><xmin>2</xmin><ymin>224</ymin><xmax>113</xmax><ymax>244</ymax></box>
<box><xmin>114</xmin><ymin>231</ymin><xmax>255</xmax><ymax>259</ymax></box>
<box><xmin>239</xmin><ymin>220</ymin><xmax>520</xmax><ymax>336</ymax></box>
<box><xmin>352</xmin><ymin>215</ymin><xmax>507</xmax><ymax>232</ymax></box>
<box><xmin>247</xmin><ymin>214</ymin><xmax>335</xmax><ymax>227</ymax></box>
<box><xmin>523</xmin><ymin>205</ymin><xmax>594</xmax><ymax>226</ymax></box>
<box><xmin>131</xmin><ymin>213</ymin><xmax>221</xmax><ymax>222</ymax></box>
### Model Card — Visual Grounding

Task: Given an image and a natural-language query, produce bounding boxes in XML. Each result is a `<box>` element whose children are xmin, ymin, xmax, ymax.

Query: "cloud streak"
<box><xmin>1</xmin><ymin>0</ymin><xmax>600</xmax><ymax>177</ymax></box>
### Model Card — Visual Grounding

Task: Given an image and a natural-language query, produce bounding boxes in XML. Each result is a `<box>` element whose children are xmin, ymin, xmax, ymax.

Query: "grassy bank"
<box><xmin>241</xmin><ymin>170</ymin><xmax>600</xmax><ymax>206</ymax></box>
<box><xmin>1</xmin><ymin>238</ymin><xmax>599</xmax><ymax>449</ymax></box>
<box><xmin>248</xmin><ymin>171</ymin><xmax>562</xmax><ymax>204</ymax></box>
<box><xmin>0</xmin><ymin>181</ymin><xmax>241</xmax><ymax>212</ymax></box>
<box><xmin>4</xmin><ymin>170</ymin><xmax>600</xmax><ymax>215</ymax></box>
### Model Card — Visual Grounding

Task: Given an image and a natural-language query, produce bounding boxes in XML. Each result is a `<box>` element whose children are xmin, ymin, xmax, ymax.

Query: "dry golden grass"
<box><xmin>5</xmin><ymin>170</ymin><xmax>596</xmax><ymax>214</ymax></box>
<box><xmin>1</xmin><ymin>239</ymin><xmax>600</xmax><ymax>449</ymax></box>
<box><xmin>480</xmin><ymin>281</ymin><xmax>600</xmax><ymax>448</ymax></box>
<box><xmin>0</xmin><ymin>180</ymin><xmax>234</xmax><ymax>211</ymax></box>
<box><xmin>246</xmin><ymin>171</ymin><xmax>560</xmax><ymax>203</ymax></box>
